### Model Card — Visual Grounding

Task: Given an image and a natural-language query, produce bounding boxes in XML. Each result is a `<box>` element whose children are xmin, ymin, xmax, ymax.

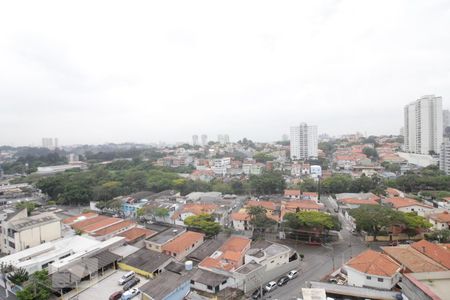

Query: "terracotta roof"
<box><xmin>284</xmin><ymin>189</ymin><xmax>301</xmax><ymax>197</ymax></box>
<box><xmin>386</xmin><ymin>188</ymin><xmax>402</xmax><ymax>196</ymax></box>
<box><xmin>283</xmin><ymin>200</ymin><xmax>321</xmax><ymax>211</ymax></box>
<box><xmin>221</xmin><ymin>236</ymin><xmax>251</xmax><ymax>254</ymax></box>
<box><xmin>382</xmin><ymin>245</ymin><xmax>448</xmax><ymax>273</ymax></box>
<box><xmin>118</xmin><ymin>227</ymin><xmax>157</xmax><ymax>243</ymax></box>
<box><xmin>71</xmin><ymin>215</ymin><xmax>110</xmax><ymax>231</ymax></box>
<box><xmin>346</xmin><ymin>249</ymin><xmax>401</xmax><ymax>277</ymax></box>
<box><xmin>162</xmin><ymin>231</ymin><xmax>204</xmax><ymax>254</ymax></box>
<box><xmin>223</xmin><ymin>250</ymin><xmax>241</xmax><ymax>262</ymax></box>
<box><xmin>182</xmin><ymin>203</ymin><xmax>218</xmax><ymax>216</ymax></box>
<box><xmin>63</xmin><ymin>212</ymin><xmax>98</xmax><ymax>225</ymax></box>
<box><xmin>230</xmin><ymin>212</ymin><xmax>250</xmax><ymax>221</ymax></box>
<box><xmin>428</xmin><ymin>211</ymin><xmax>450</xmax><ymax>223</ymax></box>
<box><xmin>199</xmin><ymin>257</ymin><xmax>234</xmax><ymax>271</ymax></box>
<box><xmin>411</xmin><ymin>240</ymin><xmax>450</xmax><ymax>269</ymax></box>
<box><xmin>80</xmin><ymin>217</ymin><xmax>123</xmax><ymax>233</ymax></box>
<box><xmin>385</xmin><ymin>197</ymin><xmax>433</xmax><ymax>209</ymax></box>
<box><xmin>302</xmin><ymin>192</ymin><xmax>318</xmax><ymax>198</ymax></box>
<box><xmin>92</xmin><ymin>220</ymin><xmax>135</xmax><ymax>236</ymax></box>
<box><xmin>246</xmin><ymin>200</ymin><xmax>277</xmax><ymax>211</ymax></box>
<box><xmin>339</xmin><ymin>198</ymin><xmax>379</xmax><ymax>205</ymax></box>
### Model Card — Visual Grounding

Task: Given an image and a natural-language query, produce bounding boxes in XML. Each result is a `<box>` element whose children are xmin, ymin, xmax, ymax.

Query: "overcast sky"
<box><xmin>1</xmin><ymin>0</ymin><xmax>449</xmax><ymax>146</ymax></box>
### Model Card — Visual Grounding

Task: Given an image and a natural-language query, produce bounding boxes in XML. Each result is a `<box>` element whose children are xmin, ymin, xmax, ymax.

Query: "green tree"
<box><xmin>15</xmin><ymin>202</ymin><xmax>36</xmax><ymax>216</ymax></box>
<box><xmin>247</xmin><ymin>206</ymin><xmax>276</xmax><ymax>235</ymax></box>
<box><xmin>350</xmin><ymin>205</ymin><xmax>401</xmax><ymax>241</ymax></box>
<box><xmin>426</xmin><ymin>229</ymin><xmax>450</xmax><ymax>243</ymax></box>
<box><xmin>321</xmin><ymin>174</ymin><xmax>353</xmax><ymax>194</ymax></box>
<box><xmin>284</xmin><ymin>211</ymin><xmax>339</xmax><ymax>231</ymax></box>
<box><xmin>184</xmin><ymin>214</ymin><xmax>221</xmax><ymax>237</ymax></box>
<box><xmin>249</xmin><ymin>170</ymin><xmax>286</xmax><ymax>195</ymax></box>
<box><xmin>299</xmin><ymin>178</ymin><xmax>317</xmax><ymax>192</ymax></box>
<box><xmin>7</xmin><ymin>268</ymin><xmax>29</xmax><ymax>285</ymax></box>
<box><xmin>17</xmin><ymin>269</ymin><xmax>51</xmax><ymax>300</ymax></box>
<box><xmin>363</xmin><ymin>147</ymin><xmax>378</xmax><ymax>160</ymax></box>
<box><xmin>401</xmin><ymin>212</ymin><xmax>432</xmax><ymax>238</ymax></box>
<box><xmin>253</xmin><ymin>152</ymin><xmax>275</xmax><ymax>163</ymax></box>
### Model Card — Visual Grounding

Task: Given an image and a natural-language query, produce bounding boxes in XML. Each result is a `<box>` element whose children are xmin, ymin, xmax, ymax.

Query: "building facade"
<box><xmin>290</xmin><ymin>123</ymin><xmax>318</xmax><ymax>160</ymax></box>
<box><xmin>404</xmin><ymin>95</ymin><xmax>443</xmax><ymax>155</ymax></box>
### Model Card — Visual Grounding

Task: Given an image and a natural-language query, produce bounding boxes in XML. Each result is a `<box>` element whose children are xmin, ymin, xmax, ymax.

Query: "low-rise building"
<box><xmin>230</xmin><ymin>212</ymin><xmax>251</xmax><ymax>231</ymax></box>
<box><xmin>118</xmin><ymin>248</ymin><xmax>174</xmax><ymax>278</ymax></box>
<box><xmin>401</xmin><ymin>271</ymin><xmax>450</xmax><ymax>300</ymax></box>
<box><xmin>0</xmin><ymin>209</ymin><xmax>61</xmax><ymax>254</ymax></box>
<box><xmin>144</xmin><ymin>226</ymin><xmax>186</xmax><ymax>252</ymax></box>
<box><xmin>161</xmin><ymin>231</ymin><xmax>205</xmax><ymax>260</ymax></box>
<box><xmin>384</xmin><ymin>197</ymin><xmax>434</xmax><ymax>216</ymax></box>
<box><xmin>344</xmin><ymin>249</ymin><xmax>402</xmax><ymax>290</ymax></box>
<box><xmin>427</xmin><ymin>211</ymin><xmax>450</xmax><ymax>230</ymax></box>
<box><xmin>199</xmin><ymin>236</ymin><xmax>251</xmax><ymax>273</ymax></box>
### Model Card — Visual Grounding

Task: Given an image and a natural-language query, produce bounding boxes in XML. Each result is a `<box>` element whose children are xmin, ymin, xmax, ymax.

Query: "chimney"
<box><xmin>422</xmin><ymin>246</ymin><xmax>426</xmax><ymax>253</ymax></box>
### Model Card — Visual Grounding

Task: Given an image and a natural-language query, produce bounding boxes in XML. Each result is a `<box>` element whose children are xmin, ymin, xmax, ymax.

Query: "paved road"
<box><xmin>260</xmin><ymin>195</ymin><xmax>368</xmax><ymax>300</ymax></box>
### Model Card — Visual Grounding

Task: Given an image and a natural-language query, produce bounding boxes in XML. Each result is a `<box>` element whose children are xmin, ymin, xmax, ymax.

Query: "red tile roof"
<box><xmin>284</xmin><ymin>189</ymin><xmax>301</xmax><ymax>197</ymax></box>
<box><xmin>63</xmin><ymin>212</ymin><xmax>98</xmax><ymax>225</ymax></box>
<box><xmin>385</xmin><ymin>197</ymin><xmax>433</xmax><ymax>209</ymax></box>
<box><xmin>81</xmin><ymin>217</ymin><xmax>123</xmax><ymax>233</ymax></box>
<box><xmin>162</xmin><ymin>231</ymin><xmax>204</xmax><ymax>254</ymax></box>
<box><xmin>71</xmin><ymin>215</ymin><xmax>110</xmax><ymax>231</ymax></box>
<box><xmin>182</xmin><ymin>203</ymin><xmax>218</xmax><ymax>216</ymax></box>
<box><xmin>382</xmin><ymin>245</ymin><xmax>447</xmax><ymax>273</ymax></box>
<box><xmin>411</xmin><ymin>240</ymin><xmax>450</xmax><ymax>269</ymax></box>
<box><xmin>346</xmin><ymin>249</ymin><xmax>401</xmax><ymax>277</ymax></box>
<box><xmin>230</xmin><ymin>212</ymin><xmax>251</xmax><ymax>221</ymax></box>
<box><xmin>92</xmin><ymin>220</ymin><xmax>135</xmax><ymax>237</ymax></box>
<box><xmin>246</xmin><ymin>200</ymin><xmax>277</xmax><ymax>211</ymax></box>
<box><xmin>118</xmin><ymin>227</ymin><xmax>156</xmax><ymax>243</ymax></box>
<box><xmin>428</xmin><ymin>211</ymin><xmax>450</xmax><ymax>224</ymax></box>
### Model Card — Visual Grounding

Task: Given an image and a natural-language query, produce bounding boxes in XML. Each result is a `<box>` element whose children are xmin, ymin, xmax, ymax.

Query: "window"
<box><xmin>366</xmin><ymin>276</ymin><xmax>371</xmax><ymax>280</ymax></box>
<box><xmin>378</xmin><ymin>278</ymin><xmax>384</xmax><ymax>282</ymax></box>
<box><xmin>207</xmin><ymin>285</ymin><xmax>213</xmax><ymax>290</ymax></box>
<box><xmin>190</xmin><ymin>280</ymin><xmax>195</xmax><ymax>284</ymax></box>
<box><xmin>8</xmin><ymin>241</ymin><xmax>15</xmax><ymax>249</ymax></box>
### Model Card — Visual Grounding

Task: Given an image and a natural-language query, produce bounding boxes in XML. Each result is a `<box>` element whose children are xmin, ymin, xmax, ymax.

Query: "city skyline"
<box><xmin>1</xmin><ymin>1</ymin><xmax>450</xmax><ymax>146</ymax></box>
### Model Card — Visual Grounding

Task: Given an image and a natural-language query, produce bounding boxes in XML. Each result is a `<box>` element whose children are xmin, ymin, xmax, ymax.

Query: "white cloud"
<box><xmin>0</xmin><ymin>0</ymin><xmax>449</xmax><ymax>145</ymax></box>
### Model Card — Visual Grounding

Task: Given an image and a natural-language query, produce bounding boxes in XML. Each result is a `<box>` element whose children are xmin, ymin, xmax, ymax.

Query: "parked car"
<box><xmin>121</xmin><ymin>288</ymin><xmax>140</xmax><ymax>300</ymax></box>
<box><xmin>123</xmin><ymin>277</ymin><xmax>140</xmax><ymax>291</ymax></box>
<box><xmin>109</xmin><ymin>291</ymin><xmax>123</xmax><ymax>300</ymax></box>
<box><xmin>251</xmin><ymin>288</ymin><xmax>267</xmax><ymax>299</ymax></box>
<box><xmin>264</xmin><ymin>281</ymin><xmax>277</xmax><ymax>292</ymax></box>
<box><xmin>277</xmin><ymin>276</ymin><xmax>290</xmax><ymax>286</ymax></box>
<box><xmin>118</xmin><ymin>271</ymin><xmax>135</xmax><ymax>285</ymax></box>
<box><xmin>287</xmin><ymin>270</ymin><xmax>298</xmax><ymax>279</ymax></box>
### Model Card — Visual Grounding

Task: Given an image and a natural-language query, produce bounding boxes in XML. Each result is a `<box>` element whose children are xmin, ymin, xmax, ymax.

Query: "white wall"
<box><xmin>346</xmin><ymin>267</ymin><xmax>399</xmax><ymax>290</ymax></box>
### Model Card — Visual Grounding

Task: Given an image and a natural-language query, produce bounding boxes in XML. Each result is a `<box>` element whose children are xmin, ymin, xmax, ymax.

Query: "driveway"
<box><xmin>77</xmin><ymin>270</ymin><xmax>148</xmax><ymax>300</ymax></box>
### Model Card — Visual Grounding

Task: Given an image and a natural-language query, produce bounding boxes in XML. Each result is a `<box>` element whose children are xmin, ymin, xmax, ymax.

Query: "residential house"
<box><xmin>140</xmin><ymin>268</ymin><xmax>191</xmax><ymax>300</ymax></box>
<box><xmin>172</xmin><ymin>203</ymin><xmax>218</xmax><ymax>226</ymax></box>
<box><xmin>245</xmin><ymin>200</ymin><xmax>280</xmax><ymax>222</ymax></box>
<box><xmin>230</xmin><ymin>212</ymin><xmax>251</xmax><ymax>231</ymax></box>
<box><xmin>384</xmin><ymin>197</ymin><xmax>434</xmax><ymax>216</ymax></box>
<box><xmin>119</xmin><ymin>248</ymin><xmax>174</xmax><ymax>278</ymax></box>
<box><xmin>344</xmin><ymin>249</ymin><xmax>402</xmax><ymax>290</ymax></box>
<box><xmin>145</xmin><ymin>227</ymin><xmax>186</xmax><ymax>252</ymax></box>
<box><xmin>161</xmin><ymin>231</ymin><xmax>205</xmax><ymax>260</ymax></box>
<box><xmin>427</xmin><ymin>211</ymin><xmax>450</xmax><ymax>230</ymax></box>
<box><xmin>381</xmin><ymin>240</ymin><xmax>450</xmax><ymax>273</ymax></box>
<box><xmin>199</xmin><ymin>236</ymin><xmax>251</xmax><ymax>273</ymax></box>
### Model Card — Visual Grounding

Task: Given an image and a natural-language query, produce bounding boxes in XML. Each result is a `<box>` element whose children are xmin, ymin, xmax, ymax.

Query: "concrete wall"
<box><xmin>397</xmin><ymin>206</ymin><xmax>433</xmax><ymax>217</ymax></box>
<box><xmin>15</xmin><ymin>221</ymin><xmax>62</xmax><ymax>251</ymax></box>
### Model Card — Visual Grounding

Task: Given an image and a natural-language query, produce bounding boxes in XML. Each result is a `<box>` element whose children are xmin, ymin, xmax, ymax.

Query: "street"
<box><xmin>259</xmin><ymin>195</ymin><xmax>368</xmax><ymax>300</ymax></box>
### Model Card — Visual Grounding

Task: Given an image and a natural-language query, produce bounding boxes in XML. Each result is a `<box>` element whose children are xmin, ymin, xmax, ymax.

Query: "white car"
<box><xmin>287</xmin><ymin>270</ymin><xmax>298</xmax><ymax>279</ymax></box>
<box><xmin>264</xmin><ymin>281</ymin><xmax>277</xmax><ymax>292</ymax></box>
<box><xmin>121</xmin><ymin>288</ymin><xmax>140</xmax><ymax>300</ymax></box>
<box><xmin>118</xmin><ymin>271</ymin><xmax>135</xmax><ymax>285</ymax></box>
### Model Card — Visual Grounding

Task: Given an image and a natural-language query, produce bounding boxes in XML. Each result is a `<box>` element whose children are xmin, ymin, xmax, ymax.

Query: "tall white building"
<box><xmin>404</xmin><ymin>95</ymin><xmax>443</xmax><ymax>155</ymax></box>
<box><xmin>440</xmin><ymin>138</ymin><xmax>450</xmax><ymax>175</ymax></box>
<box><xmin>290</xmin><ymin>123</ymin><xmax>318</xmax><ymax>160</ymax></box>
<box><xmin>201</xmin><ymin>134</ymin><xmax>208</xmax><ymax>146</ymax></box>
<box><xmin>443</xmin><ymin>109</ymin><xmax>450</xmax><ymax>131</ymax></box>
<box><xmin>42</xmin><ymin>137</ymin><xmax>58</xmax><ymax>150</ymax></box>
<box><xmin>192</xmin><ymin>135</ymin><xmax>199</xmax><ymax>146</ymax></box>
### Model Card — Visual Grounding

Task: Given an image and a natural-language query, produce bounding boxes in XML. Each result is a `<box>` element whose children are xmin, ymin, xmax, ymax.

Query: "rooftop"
<box><xmin>402</xmin><ymin>271</ymin><xmax>450</xmax><ymax>300</ymax></box>
<box><xmin>62</xmin><ymin>212</ymin><xmax>98</xmax><ymax>225</ymax></box>
<box><xmin>411</xmin><ymin>240</ymin><xmax>450</xmax><ymax>269</ymax></box>
<box><xmin>190</xmin><ymin>268</ymin><xmax>229</xmax><ymax>286</ymax></box>
<box><xmin>9</xmin><ymin>212</ymin><xmax>60</xmax><ymax>231</ymax></box>
<box><xmin>162</xmin><ymin>231</ymin><xmax>204</xmax><ymax>253</ymax></box>
<box><xmin>118</xmin><ymin>227</ymin><xmax>156</xmax><ymax>243</ymax></box>
<box><xmin>345</xmin><ymin>249</ymin><xmax>401</xmax><ymax>277</ymax></box>
<box><xmin>92</xmin><ymin>220</ymin><xmax>135</xmax><ymax>237</ymax></box>
<box><xmin>140</xmin><ymin>271</ymin><xmax>190</xmax><ymax>300</ymax></box>
<box><xmin>230</xmin><ymin>212</ymin><xmax>250</xmax><ymax>221</ymax></box>
<box><xmin>146</xmin><ymin>226</ymin><xmax>186</xmax><ymax>245</ymax></box>
<box><xmin>121</xmin><ymin>248</ymin><xmax>173</xmax><ymax>273</ymax></box>
<box><xmin>429</xmin><ymin>211</ymin><xmax>450</xmax><ymax>223</ymax></box>
<box><xmin>384</xmin><ymin>197</ymin><xmax>433</xmax><ymax>209</ymax></box>
<box><xmin>382</xmin><ymin>245</ymin><xmax>447</xmax><ymax>273</ymax></box>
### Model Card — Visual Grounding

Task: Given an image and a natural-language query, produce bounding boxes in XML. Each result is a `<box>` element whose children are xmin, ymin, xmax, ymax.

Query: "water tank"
<box><xmin>185</xmin><ymin>260</ymin><xmax>193</xmax><ymax>271</ymax></box>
